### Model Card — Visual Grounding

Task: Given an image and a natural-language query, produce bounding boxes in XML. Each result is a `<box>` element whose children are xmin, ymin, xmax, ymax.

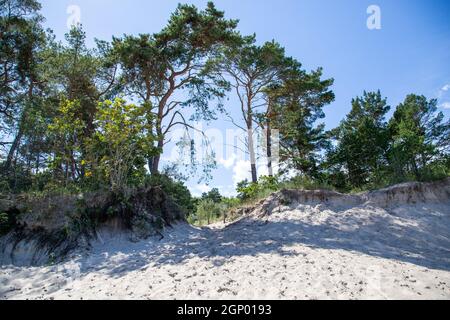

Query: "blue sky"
<box><xmin>39</xmin><ymin>0</ymin><xmax>450</xmax><ymax>196</ymax></box>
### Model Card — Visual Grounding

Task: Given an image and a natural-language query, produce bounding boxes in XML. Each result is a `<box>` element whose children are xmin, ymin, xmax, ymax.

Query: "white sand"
<box><xmin>1</xmin><ymin>194</ymin><xmax>449</xmax><ymax>300</ymax></box>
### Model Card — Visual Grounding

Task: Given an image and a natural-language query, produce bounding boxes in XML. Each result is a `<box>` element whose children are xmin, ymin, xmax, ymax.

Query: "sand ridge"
<box><xmin>1</xmin><ymin>188</ymin><xmax>449</xmax><ymax>300</ymax></box>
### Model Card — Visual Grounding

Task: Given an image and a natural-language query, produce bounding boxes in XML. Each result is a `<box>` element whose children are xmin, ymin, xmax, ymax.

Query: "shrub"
<box><xmin>145</xmin><ymin>174</ymin><xmax>195</xmax><ymax>215</ymax></box>
<box><xmin>0</xmin><ymin>211</ymin><xmax>15</xmax><ymax>236</ymax></box>
<box><xmin>190</xmin><ymin>199</ymin><xmax>227</xmax><ymax>226</ymax></box>
<box><xmin>0</xmin><ymin>212</ymin><xmax>8</xmax><ymax>227</ymax></box>
<box><xmin>236</xmin><ymin>176</ymin><xmax>280</xmax><ymax>200</ymax></box>
<box><xmin>201</xmin><ymin>188</ymin><xmax>222</xmax><ymax>203</ymax></box>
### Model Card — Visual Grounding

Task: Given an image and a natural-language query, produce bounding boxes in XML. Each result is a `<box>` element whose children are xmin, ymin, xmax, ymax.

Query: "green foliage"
<box><xmin>47</xmin><ymin>99</ymin><xmax>87</xmax><ymax>183</ymax></box>
<box><xmin>220</xmin><ymin>196</ymin><xmax>241</xmax><ymax>209</ymax></box>
<box><xmin>213</xmin><ymin>37</ymin><xmax>291</xmax><ymax>183</ymax></box>
<box><xmin>0</xmin><ymin>0</ymin><xmax>47</xmax><ymax>188</ymax></box>
<box><xmin>0</xmin><ymin>210</ymin><xmax>16</xmax><ymax>236</ymax></box>
<box><xmin>112</xmin><ymin>1</ymin><xmax>239</xmax><ymax>176</ymax></box>
<box><xmin>145</xmin><ymin>174</ymin><xmax>195</xmax><ymax>215</ymax></box>
<box><xmin>236</xmin><ymin>176</ymin><xmax>280</xmax><ymax>201</ymax></box>
<box><xmin>0</xmin><ymin>212</ymin><xmax>9</xmax><ymax>233</ymax></box>
<box><xmin>268</xmin><ymin>66</ymin><xmax>335</xmax><ymax>177</ymax></box>
<box><xmin>1</xmin><ymin>20</ymin><xmax>118</xmax><ymax>192</ymax></box>
<box><xmin>189</xmin><ymin>199</ymin><xmax>227</xmax><ymax>226</ymax></box>
<box><xmin>0</xmin><ymin>0</ymin><xmax>45</xmax><ymax>122</ymax></box>
<box><xmin>236</xmin><ymin>180</ymin><xmax>257</xmax><ymax>201</ymax></box>
<box><xmin>325</xmin><ymin>92</ymin><xmax>449</xmax><ymax>191</ymax></box>
<box><xmin>235</xmin><ymin>175</ymin><xmax>337</xmax><ymax>203</ymax></box>
<box><xmin>387</xmin><ymin>94</ymin><xmax>449</xmax><ymax>182</ymax></box>
<box><xmin>188</xmin><ymin>188</ymin><xmax>245</xmax><ymax>225</ymax></box>
<box><xmin>326</xmin><ymin>91</ymin><xmax>391</xmax><ymax>189</ymax></box>
<box><xmin>85</xmin><ymin>98</ymin><xmax>155</xmax><ymax>191</ymax></box>
<box><xmin>1</xmin><ymin>0</ymin><xmax>448</xmax><ymax>233</ymax></box>
<box><xmin>0</xmin><ymin>162</ymin><xmax>33</xmax><ymax>192</ymax></box>
<box><xmin>201</xmin><ymin>188</ymin><xmax>222</xmax><ymax>203</ymax></box>
<box><xmin>1</xmin><ymin>1</ymin><xmax>242</xmax><ymax>196</ymax></box>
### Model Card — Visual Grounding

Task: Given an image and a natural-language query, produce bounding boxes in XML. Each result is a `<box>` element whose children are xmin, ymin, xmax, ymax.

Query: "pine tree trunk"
<box><xmin>266</xmin><ymin>101</ymin><xmax>273</xmax><ymax>177</ymax></box>
<box><xmin>247</xmin><ymin>124</ymin><xmax>258</xmax><ymax>183</ymax></box>
<box><xmin>151</xmin><ymin>138</ymin><xmax>164</xmax><ymax>175</ymax></box>
<box><xmin>266</xmin><ymin>124</ymin><xmax>273</xmax><ymax>177</ymax></box>
<box><xmin>3</xmin><ymin>127</ymin><xmax>23</xmax><ymax>172</ymax></box>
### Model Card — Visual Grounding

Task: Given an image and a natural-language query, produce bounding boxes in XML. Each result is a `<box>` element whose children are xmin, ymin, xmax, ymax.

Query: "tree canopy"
<box><xmin>0</xmin><ymin>0</ymin><xmax>448</xmax><ymax>203</ymax></box>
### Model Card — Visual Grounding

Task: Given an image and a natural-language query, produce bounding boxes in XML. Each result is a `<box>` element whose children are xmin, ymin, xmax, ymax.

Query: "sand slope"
<box><xmin>1</xmin><ymin>181</ymin><xmax>449</xmax><ymax>300</ymax></box>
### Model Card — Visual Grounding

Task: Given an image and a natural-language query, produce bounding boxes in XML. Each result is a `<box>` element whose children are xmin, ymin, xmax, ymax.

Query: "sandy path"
<box><xmin>1</xmin><ymin>202</ymin><xmax>449</xmax><ymax>300</ymax></box>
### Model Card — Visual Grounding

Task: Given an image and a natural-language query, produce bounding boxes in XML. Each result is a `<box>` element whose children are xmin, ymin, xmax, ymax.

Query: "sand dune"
<box><xmin>1</xmin><ymin>181</ymin><xmax>449</xmax><ymax>300</ymax></box>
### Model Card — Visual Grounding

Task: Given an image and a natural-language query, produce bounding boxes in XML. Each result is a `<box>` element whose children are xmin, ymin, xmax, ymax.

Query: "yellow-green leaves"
<box><xmin>48</xmin><ymin>99</ymin><xmax>86</xmax><ymax>176</ymax></box>
<box><xmin>85</xmin><ymin>98</ymin><xmax>154</xmax><ymax>191</ymax></box>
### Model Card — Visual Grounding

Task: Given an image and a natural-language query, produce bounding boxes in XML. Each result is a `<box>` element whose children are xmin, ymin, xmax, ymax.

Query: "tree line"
<box><xmin>1</xmin><ymin>0</ymin><xmax>449</xmax><ymax>201</ymax></box>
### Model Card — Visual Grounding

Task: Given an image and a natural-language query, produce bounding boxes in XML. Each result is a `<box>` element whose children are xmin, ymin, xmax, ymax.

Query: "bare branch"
<box><xmin>225</xmin><ymin>112</ymin><xmax>246</xmax><ymax>132</ymax></box>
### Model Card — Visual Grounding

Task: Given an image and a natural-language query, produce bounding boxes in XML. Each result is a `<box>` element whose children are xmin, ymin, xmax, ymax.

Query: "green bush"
<box><xmin>189</xmin><ymin>199</ymin><xmax>227</xmax><ymax>226</ymax></box>
<box><xmin>0</xmin><ymin>212</ymin><xmax>13</xmax><ymax>236</ymax></box>
<box><xmin>236</xmin><ymin>176</ymin><xmax>280</xmax><ymax>201</ymax></box>
<box><xmin>145</xmin><ymin>174</ymin><xmax>195</xmax><ymax>215</ymax></box>
<box><xmin>201</xmin><ymin>188</ymin><xmax>222</xmax><ymax>203</ymax></box>
<box><xmin>236</xmin><ymin>175</ymin><xmax>341</xmax><ymax>203</ymax></box>
<box><xmin>0</xmin><ymin>163</ymin><xmax>33</xmax><ymax>193</ymax></box>
<box><xmin>221</xmin><ymin>197</ymin><xmax>241</xmax><ymax>209</ymax></box>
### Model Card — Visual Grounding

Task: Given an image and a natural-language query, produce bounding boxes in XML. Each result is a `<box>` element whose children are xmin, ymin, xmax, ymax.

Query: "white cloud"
<box><xmin>191</xmin><ymin>184</ymin><xmax>212</xmax><ymax>197</ymax></box>
<box><xmin>217</xmin><ymin>185</ymin><xmax>237</xmax><ymax>198</ymax></box>
<box><xmin>218</xmin><ymin>153</ymin><xmax>237</xmax><ymax>169</ymax></box>
<box><xmin>257</xmin><ymin>164</ymin><xmax>269</xmax><ymax>178</ymax></box>
<box><xmin>439</xmin><ymin>102</ymin><xmax>450</xmax><ymax>110</ymax></box>
<box><xmin>438</xmin><ymin>84</ymin><xmax>450</xmax><ymax>99</ymax></box>
<box><xmin>190</xmin><ymin>183</ymin><xmax>237</xmax><ymax>198</ymax></box>
<box><xmin>232</xmin><ymin>160</ymin><xmax>273</xmax><ymax>186</ymax></box>
<box><xmin>232</xmin><ymin>160</ymin><xmax>252</xmax><ymax>185</ymax></box>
